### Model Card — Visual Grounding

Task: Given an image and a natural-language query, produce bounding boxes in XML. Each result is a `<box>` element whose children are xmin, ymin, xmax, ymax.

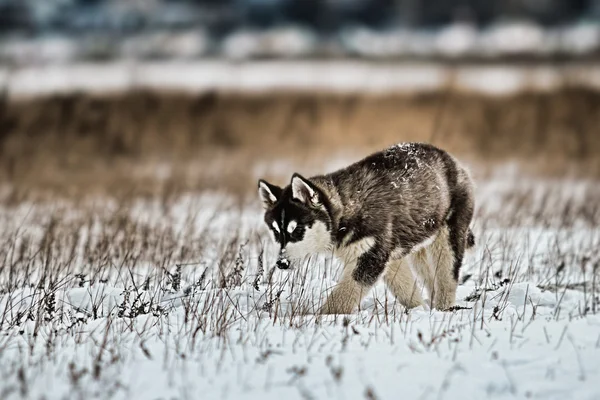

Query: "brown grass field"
<box><xmin>0</xmin><ymin>87</ymin><xmax>599</xmax><ymax>200</ymax></box>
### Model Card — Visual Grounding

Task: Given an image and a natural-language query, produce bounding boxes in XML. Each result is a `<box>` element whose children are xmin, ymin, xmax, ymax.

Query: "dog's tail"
<box><xmin>466</xmin><ymin>228</ymin><xmax>475</xmax><ymax>249</ymax></box>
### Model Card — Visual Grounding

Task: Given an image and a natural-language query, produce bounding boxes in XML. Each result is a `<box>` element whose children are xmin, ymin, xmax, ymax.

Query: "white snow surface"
<box><xmin>3</xmin><ymin>61</ymin><xmax>600</xmax><ymax>99</ymax></box>
<box><xmin>0</xmin><ymin>176</ymin><xmax>599</xmax><ymax>399</ymax></box>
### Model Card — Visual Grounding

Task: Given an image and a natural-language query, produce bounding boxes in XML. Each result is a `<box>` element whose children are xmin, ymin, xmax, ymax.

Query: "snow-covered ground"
<box><xmin>2</xmin><ymin>60</ymin><xmax>600</xmax><ymax>98</ymax></box>
<box><xmin>0</xmin><ymin>173</ymin><xmax>599</xmax><ymax>399</ymax></box>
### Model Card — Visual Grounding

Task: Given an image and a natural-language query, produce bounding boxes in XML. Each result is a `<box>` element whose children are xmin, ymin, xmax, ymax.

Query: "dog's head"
<box><xmin>258</xmin><ymin>174</ymin><xmax>332</xmax><ymax>269</ymax></box>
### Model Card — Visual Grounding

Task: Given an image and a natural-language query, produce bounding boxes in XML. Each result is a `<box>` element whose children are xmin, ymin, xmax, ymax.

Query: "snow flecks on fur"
<box><xmin>382</xmin><ymin>143</ymin><xmax>429</xmax><ymax>186</ymax></box>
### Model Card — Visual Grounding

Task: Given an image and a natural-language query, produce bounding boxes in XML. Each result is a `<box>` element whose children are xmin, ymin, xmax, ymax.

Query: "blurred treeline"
<box><xmin>1</xmin><ymin>89</ymin><xmax>599</xmax><ymax>198</ymax></box>
<box><xmin>2</xmin><ymin>0</ymin><xmax>600</xmax><ymax>62</ymax></box>
<box><xmin>1</xmin><ymin>0</ymin><xmax>599</xmax><ymax>34</ymax></box>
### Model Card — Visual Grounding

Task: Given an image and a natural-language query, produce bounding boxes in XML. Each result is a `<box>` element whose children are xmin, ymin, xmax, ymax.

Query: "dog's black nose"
<box><xmin>276</xmin><ymin>258</ymin><xmax>290</xmax><ymax>270</ymax></box>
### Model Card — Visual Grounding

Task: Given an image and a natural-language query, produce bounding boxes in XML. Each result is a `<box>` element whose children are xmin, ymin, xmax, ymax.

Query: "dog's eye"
<box><xmin>269</xmin><ymin>228</ymin><xmax>281</xmax><ymax>243</ymax></box>
<box><xmin>287</xmin><ymin>220</ymin><xmax>297</xmax><ymax>233</ymax></box>
<box><xmin>289</xmin><ymin>225</ymin><xmax>303</xmax><ymax>239</ymax></box>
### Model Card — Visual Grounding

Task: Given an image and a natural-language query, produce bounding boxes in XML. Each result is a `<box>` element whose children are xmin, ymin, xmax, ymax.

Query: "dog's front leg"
<box><xmin>319</xmin><ymin>269</ymin><xmax>366</xmax><ymax>315</ymax></box>
<box><xmin>319</xmin><ymin>246</ymin><xmax>388</xmax><ymax>315</ymax></box>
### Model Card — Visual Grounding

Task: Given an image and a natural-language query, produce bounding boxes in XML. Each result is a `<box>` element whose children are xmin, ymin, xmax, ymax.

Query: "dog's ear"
<box><xmin>258</xmin><ymin>180</ymin><xmax>282</xmax><ymax>210</ymax></box>
<box><xmin>291</xmin><ymin>173</ymin><xmax>320</xmax><ymax>207</ymax></box>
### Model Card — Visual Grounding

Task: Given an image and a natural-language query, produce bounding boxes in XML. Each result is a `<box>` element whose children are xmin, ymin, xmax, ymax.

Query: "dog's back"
<box><xmin>312</xmin><ymin>143</ymin><xmax>473</xmax><ymax>256</ymax></box>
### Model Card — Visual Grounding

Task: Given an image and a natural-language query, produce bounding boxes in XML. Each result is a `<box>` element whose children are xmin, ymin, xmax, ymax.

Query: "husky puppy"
<box><xmin>258</xmin><ymin>143</ymin><xmax>475</xmax><ymax>314</ymax></box>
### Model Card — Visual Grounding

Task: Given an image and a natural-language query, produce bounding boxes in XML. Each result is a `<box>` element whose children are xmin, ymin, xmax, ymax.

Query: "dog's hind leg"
<box><xmin>428</xmin><ymin>170</ymin><xmax>475</xmax><ymax>310</ymax></box>
<box><xmin>383</xmin><ymin>257</ymin><xmax>425</xmax><ymax>309</ymax></box>
<box><xmin>427</xmin><ymin>226</ymin><xmax>457</xmax><ymax>310</ymax></box>
<box><xmin>407</xmin><ymin>247</ymin><xmax>436</xmax><ymax>308</ymax></box>
<box><xmin>447</xmin><ymin>167</ymin><xmax>476</xmax><ymax>281</ymax></box>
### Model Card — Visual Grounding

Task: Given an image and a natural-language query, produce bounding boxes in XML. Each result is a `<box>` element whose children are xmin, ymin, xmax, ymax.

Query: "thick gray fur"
<box><xmin>258</xmin><ymin>142</ymin><xmax>475</xmax><ymax>314</ymax></box>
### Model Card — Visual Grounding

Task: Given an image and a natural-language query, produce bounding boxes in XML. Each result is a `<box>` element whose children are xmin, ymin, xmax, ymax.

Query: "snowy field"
<box><xmin>3</xmin><ymin>61</ymin><xmax>600</xmax><ymax>98</ymax></box>
<box><xmin>0</xmin><ymin>172</ymin><xmax>599</xmax><ymax>400</ymax></box>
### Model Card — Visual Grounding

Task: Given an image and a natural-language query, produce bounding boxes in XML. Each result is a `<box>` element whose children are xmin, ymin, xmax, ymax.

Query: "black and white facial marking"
<box><xmin>258</xmin><ymin>174</ymin><xmax>333</xmax><ymax>269</ymax></box>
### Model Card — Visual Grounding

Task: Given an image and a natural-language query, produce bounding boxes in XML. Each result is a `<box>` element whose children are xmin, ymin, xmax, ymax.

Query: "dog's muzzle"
<box><xmin>276</xmin><ymin>258</ymin><xmax>290</xmax><ymax>270</ymax></box>
<box><xmin>276</xmin><ymin>250</ymin><xmax>290</xmax><ymax>270</ymax></box>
